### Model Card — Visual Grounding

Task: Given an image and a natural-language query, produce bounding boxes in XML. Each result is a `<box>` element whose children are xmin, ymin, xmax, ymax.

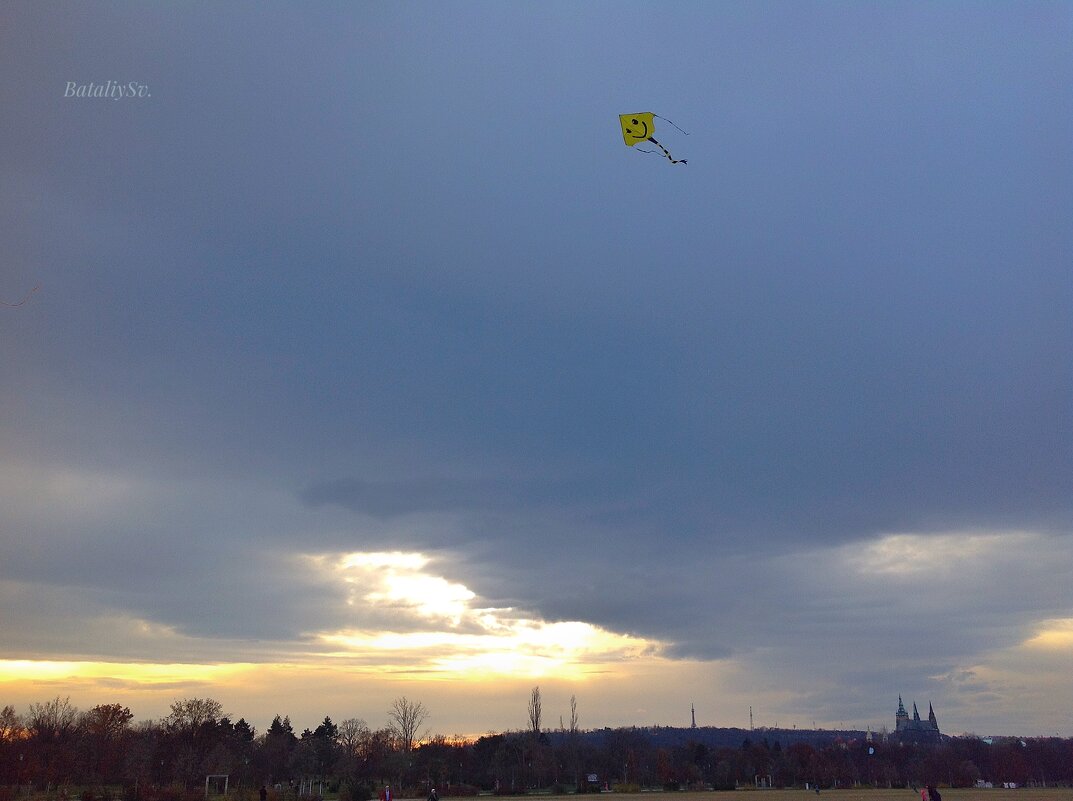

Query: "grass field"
<box><xmin>391</xmin><ymin>792</ymin><xmax>1073</xmax><ymax>801</ymax></box>
<box><xmin>539</xmin><ymin>791</ymin><xmax>1073</xmax><ymax>801</ymax></box>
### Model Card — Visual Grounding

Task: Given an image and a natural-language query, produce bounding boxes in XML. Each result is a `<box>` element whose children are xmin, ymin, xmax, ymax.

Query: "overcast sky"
<box><xmin>1</xmin><ymin>1</ymin><xmax>1071</xmax><ymax>738</ymax></box>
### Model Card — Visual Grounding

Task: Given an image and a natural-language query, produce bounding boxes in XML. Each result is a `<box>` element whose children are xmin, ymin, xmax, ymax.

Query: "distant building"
<box><xmin>895</xmin><ymin>696</ymin><xmax>941</xmax><ymax>743</ymax></box>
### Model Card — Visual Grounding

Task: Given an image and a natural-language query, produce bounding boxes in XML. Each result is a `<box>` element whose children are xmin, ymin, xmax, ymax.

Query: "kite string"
<box><xmin>654</xmin><ymin>114</ymin><xmax>690</xmax><ymax>136</ymax></box>
<box><xmin>1</xmin><ymin>285</ymin><xmax>39</xmax><ymax>307</ymax></box>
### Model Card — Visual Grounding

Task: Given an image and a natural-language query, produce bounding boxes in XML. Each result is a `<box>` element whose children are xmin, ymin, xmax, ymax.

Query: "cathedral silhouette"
<box><xmin>895</xmin><ymin>695</ymin><xmax>942</xmax><ymax>743</ymax></box>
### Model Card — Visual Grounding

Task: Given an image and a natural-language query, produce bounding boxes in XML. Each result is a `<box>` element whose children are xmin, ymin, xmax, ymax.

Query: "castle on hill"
<box><xmin>895</xmin><ymin>695</ymin><xmax>941</xmax><ymax>743</ymax></box>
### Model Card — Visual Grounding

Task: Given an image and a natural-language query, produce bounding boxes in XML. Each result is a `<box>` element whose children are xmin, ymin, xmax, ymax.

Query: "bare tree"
<box><xmin>567</xmin><ymin>695</ymin><xmax>581</xmax><ymax>789</ymax></box>
<box><xmin>27</xmin><ymin>696</ymin><xmax>79</xmax><ymax>740</ymax></box>
<box><xmin>338</xmin><ymin>717</ymin><xmax>369</xmax><ymax>759</ymax></box>
<box><xmin>528</xmin><ymin>686</ymin><xmax>542</xmax><ymax>735</ymax></box>
<box><xmin>387</xmin><ymin>697</ymin><xmax>429</xmax><ymax>752</ymax></box>
<box><xmin>83</xmin><ymin>703</ymin><xmax>134</xmax><ymax>738</ymax></box>
<box><xmin>163</xmin><ymin>697</ymin><xmax>226</xmax><ymax>734</ymax></box>
<box><xmin>27</xmin><ymin>697</ymin><xmax>80</xmax><ymax>786</ymax></box>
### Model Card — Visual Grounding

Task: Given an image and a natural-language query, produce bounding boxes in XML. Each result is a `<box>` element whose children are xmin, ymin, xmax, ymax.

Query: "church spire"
<box><xmin>912</xmin><ymin>702</ymin><xmax>921</xmax><ymax>721</ymax></box>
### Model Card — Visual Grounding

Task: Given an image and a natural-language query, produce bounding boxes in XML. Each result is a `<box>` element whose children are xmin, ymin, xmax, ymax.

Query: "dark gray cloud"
<box><xmin>1</xmin><ymin>1</ymin><xmax>1070</xmax><ymax>733</ymax></box>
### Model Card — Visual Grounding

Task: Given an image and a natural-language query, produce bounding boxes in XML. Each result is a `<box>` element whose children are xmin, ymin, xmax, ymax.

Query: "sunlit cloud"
<box><xmin>312</xmin><ymin>550</ymin><xmax>477</xmax><ymax>623</ymax></box>
<box><xmin>430</xmin><ymin>620</ymin><xmax>655</xmax><ymax>680</ymax></box>
<box><xmin>340</xmin><ymin>552</ymin><xmax>428</xmax><ymax>571</ymax></box>
<box><xmin>367</xmin><ymin>573</ymin><xmax>476</xmax><ymax>624</ymax></box>
<box><xmin>2</xmin><ymin>551</ymin><xmax>668</xmax><ymax>689</ymax></box>
<box><xmin>842</xmin><ymin>531</ymin><xmax>1035</xmax><ymax>578</ymax></box>
<box><xmin>0</xmin><ymin>550</ymin><xmax>673</xmax><ymax>732</ymax></box>
<box><xmin>931</xmin><ymin>616</ymin><xmax>1073</xmax><ymax>735</ymax></box>
<box><xmin>320</xmin><ymin>619</ymin><xmax>656</xmax><ymax>680</ymax></box>
<box><xmin>311</xmin><ymin>550</ymin><xmax>664</xmax><ymax>679</ymax></box>
<box><xmin>1022</xmin><ymin>618</ymin><xmax>1073</xmax><ymax>650</ymax></box>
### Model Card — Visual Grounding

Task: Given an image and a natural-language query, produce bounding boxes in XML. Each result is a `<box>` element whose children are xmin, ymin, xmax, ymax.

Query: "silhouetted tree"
<box><xmin>527</xmin><ymin>687</ymin><xmax>542</xmax><ymax>736</ymax></box>
<box><xmin>7</xmin><ymin>694</ymin><xmax>1073</xmax><ymax>792</ymax></box>
<box><xmin>27</xmin><ymin>696</ymin><xmax>81</xmax><ymax>786</ymax></box>
<box><xmin>0</xmin><ymin>706</ymin><xmax>26</xmax><ymax>784</ymax></box>
<box><xmin>259</xmin><ymin>714</ymin><xmax>298</xmax><ymax>782</ymax></box>
<box><xmin>81</xmin><ymin>703</ymin><xmax>133</xmax><ymax>782</ymax></box>
<box><xmin>388</xmin><ymin>697</ymin><xmax>428</xmax><ymax>753</ymax></box>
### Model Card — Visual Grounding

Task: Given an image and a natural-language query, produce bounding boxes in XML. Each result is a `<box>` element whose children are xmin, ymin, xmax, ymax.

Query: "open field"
<box><xmin>10</xmin><ymin>791</ymin><xmax>1072</xmax><ymax>801</ymax></box>
<box><xmin>391</xmin><ymin>792</ymin><xmax>1073</xmax><ymax>801</ymax></box>
<box><xmin>515</xmin><ymin>792</ymin><xmax>1073</xmax><ymax>801</ymax></box>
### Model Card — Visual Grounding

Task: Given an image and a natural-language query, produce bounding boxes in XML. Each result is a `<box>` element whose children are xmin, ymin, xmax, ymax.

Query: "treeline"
<box><xmin>2</xmin><ymin>697</ymin><xmax>1072</xmax><ymax>798</ymax></box>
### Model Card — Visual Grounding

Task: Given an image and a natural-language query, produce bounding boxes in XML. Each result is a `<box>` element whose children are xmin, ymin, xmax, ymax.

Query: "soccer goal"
<box><xmin>205</xmin><ymin>775</ymin><xmax>230</xmax><ymax>798</ymax></box>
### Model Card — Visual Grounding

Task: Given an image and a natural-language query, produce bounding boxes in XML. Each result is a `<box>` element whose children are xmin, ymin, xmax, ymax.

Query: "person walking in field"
<box><xmin>927</xmin><ymin>785</ymin><xmax>941</xmax><ymax>801</ymax></box>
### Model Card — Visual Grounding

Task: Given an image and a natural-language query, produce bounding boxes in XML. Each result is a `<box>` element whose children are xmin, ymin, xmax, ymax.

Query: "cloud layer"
<box><xmin>1</xmin><ymin>1</ymin><xmax>1070</xmax><ymax>736</ymax></box>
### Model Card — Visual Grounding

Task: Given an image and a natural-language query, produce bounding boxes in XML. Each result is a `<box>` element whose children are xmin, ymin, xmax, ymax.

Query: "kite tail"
<box><xmin>647</xmin><ymin>137</ymin><xmax>686</xmax><ymax>165</ymax></box>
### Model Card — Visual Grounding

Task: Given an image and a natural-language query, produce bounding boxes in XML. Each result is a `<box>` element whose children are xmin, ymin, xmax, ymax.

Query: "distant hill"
<box><xmin>549</xmin><ymin>725</ymin><xmax>871</xmax><ymax>750</ymax></box>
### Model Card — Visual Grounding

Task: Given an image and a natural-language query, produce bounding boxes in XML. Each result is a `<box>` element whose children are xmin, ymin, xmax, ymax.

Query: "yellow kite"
<box><xmin>619</xmin><ymin>113</ymin><xmax>687</xmax><ymax>165</ymax></box>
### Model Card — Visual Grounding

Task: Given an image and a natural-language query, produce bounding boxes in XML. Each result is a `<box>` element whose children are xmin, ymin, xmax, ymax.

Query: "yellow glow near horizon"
<box><xmin>317</xmin><ymin>616</ymin><xmax>657</xmax><ymax>680</ymax></box>
<box><xmin>435</xmin><ymin>650</ymin><xmax>566</xmax><ymax>678</ymax></box>
<box><xmin>427</xmin><ymin>619</ymin><xmax>656</xmax><ymax>680</ymax></box>
<box><xmin>0</xmin><ymin>659</ymin><xmax>253</xmax><ymax>684</ymax></box>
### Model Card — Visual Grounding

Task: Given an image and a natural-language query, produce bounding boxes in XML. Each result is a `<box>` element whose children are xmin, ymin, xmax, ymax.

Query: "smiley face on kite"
<box><xmin>619</xmin><ymin>113</ymin><xmax>655</xmax><ymax>145</ymax></box>
<box><xmin>618</xmin><ymin>112</ymin><xmax>687</xmax><ymax>165</ymax></box>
